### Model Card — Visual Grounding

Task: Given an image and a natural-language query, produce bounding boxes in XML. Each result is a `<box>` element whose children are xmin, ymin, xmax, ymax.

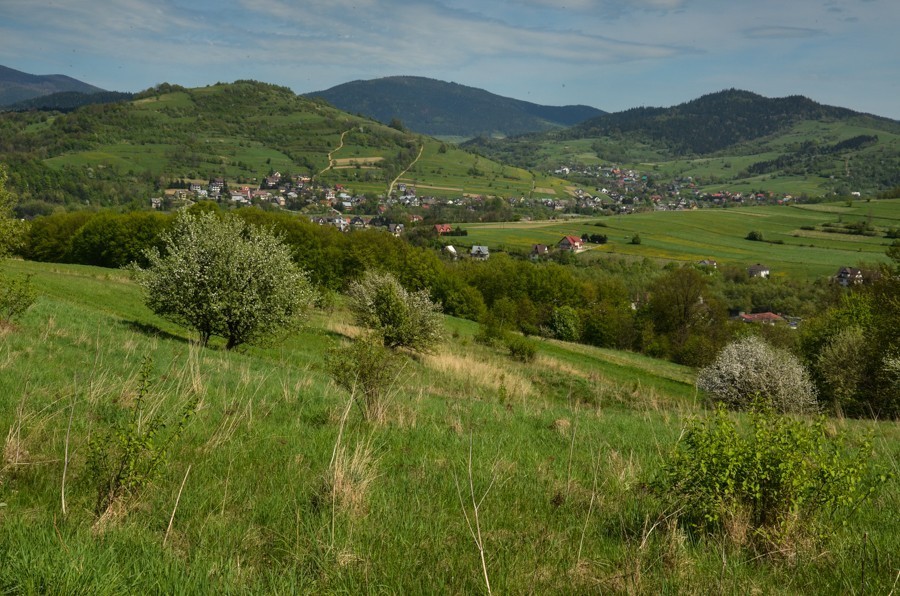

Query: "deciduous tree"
<box><xmin>135</xmin><ymin>210</ymin><xmax>314</xmax><ymax>349</ymax></box>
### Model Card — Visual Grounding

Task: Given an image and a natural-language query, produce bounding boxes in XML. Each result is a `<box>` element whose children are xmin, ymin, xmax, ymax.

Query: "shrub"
<box><xmin>697</xmin><ymin>336</ymin><xmax>818</xmax><ymax>414</ymax></box>
<box><xmin>630</xmin><ymin>233</ymin><xmax>642</xmax><ymax>245</ymax></box>
<box><xmin>327</xmin><ymin>337</ymin><xmax>404</xmax><ymax>423</ymax></box>
<box><xmin>347</xmin><ymin>271</ymin><xmax>443</xmax><ymax>352</ymax></box>
<box><xmin>0</xmin><ymin>166</ymin><xmax>24</xmax><ymax>258</ymax></box>
<box><xmin>85</xmin><ymin>358</ymin><xmax>198</xmax><ymax>519</ymax></box>
<box><xmin>549</xmin><ymin>306</ymin><xmax>581</xmax><ymax>342</ymax></box>
<box><xmin>654</xmin><ymin>404</ymin><xmax>884</xmax><ymax>550</ymax></box>
<box><xmin>505</xmin><ymin>335</ymin><xmax>538</xmax><ymax>363</ymax></box>
<box><xmin>0</xmin><ymin>273</ymin><xmax>37</xmax><ymax>325</ymax></box>
<box><xmin>134</xmin><ymin>210</ymin><xmax>314</xmax><ymax>349</ymax></box>
<box><xmin>746</xmin><ymin>230</ymin><xmax>764</xmax><ymax>242</ymax></box>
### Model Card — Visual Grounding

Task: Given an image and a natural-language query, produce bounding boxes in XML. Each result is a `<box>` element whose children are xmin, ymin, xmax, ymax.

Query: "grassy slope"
<box><xmin>1</xmin><ymin>260</ymin><xmax>897</xmax><ymax>593</ymax></box>
<box><xmin>446</xmin><ymin>199</ymin><xmax>900</xmax><ymax>279</ymax></box>
<box><xmin>15</xmin><ymin>82</ymin><xmax>575</xmax><ymax>200</ymax></box>
<box><xmin>486</xmin><ymin>119</ymin><xmax>900</xmax><ymax>196</ymax></box>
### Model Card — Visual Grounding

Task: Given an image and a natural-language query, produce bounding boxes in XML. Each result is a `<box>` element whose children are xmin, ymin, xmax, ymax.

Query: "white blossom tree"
<box><xmin>697</xmin><ymin>335</ymin><xmax>818</xmax><ymax>414</ymax></box>
<box><xmin>135</xmin><ymin>210</ymin><xmax>314</xmax><ymax>349</ymax></box>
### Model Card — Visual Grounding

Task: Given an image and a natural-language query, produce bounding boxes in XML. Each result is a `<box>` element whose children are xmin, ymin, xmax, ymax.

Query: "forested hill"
<box><xmin>4</xmin><ymin>90</ymin><xmax>135</xmax><ymax>113</ymax></box>
<box><xmin>308</xmin><ymin>76</ymin><xmax>605</xmax><ymax>138</ymax></box>
<box><xmin>563</xmin><ymin>89</ymin><xmax>900</xmax><ymax>155</ymax></box>
<box><xmin>0</xmin><ymin>79</ymin><xmax>573</xmax><ymax>209</ymax></box>
<box><xmin>0</xmin><ymin>64</ymin><xmax>105</xmax><ymax>106</ymax></box>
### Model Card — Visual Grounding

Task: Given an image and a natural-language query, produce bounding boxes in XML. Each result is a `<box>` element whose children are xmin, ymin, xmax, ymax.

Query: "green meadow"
<box><xmin>446</xmin><ymin>199</ymin><xmax>900</xmax><ymax>279</ymax></box>
<box><xmin>1</xmin><ymin>258</ymin><xmax>898</xmax><ymax>592</ymax></box>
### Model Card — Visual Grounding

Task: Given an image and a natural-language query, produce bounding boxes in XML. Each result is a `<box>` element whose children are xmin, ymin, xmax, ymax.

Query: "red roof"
<box><xmin>738</xmin><ymin>312</ymin><xmax>784</xmax><ymax>324</ymax></box>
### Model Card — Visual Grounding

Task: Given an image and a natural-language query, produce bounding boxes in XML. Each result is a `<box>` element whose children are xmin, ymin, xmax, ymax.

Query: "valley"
<box><xmin>1</xmin><ymin>71</ymin><xmax>899</xmax><ymax>594</ymax></box>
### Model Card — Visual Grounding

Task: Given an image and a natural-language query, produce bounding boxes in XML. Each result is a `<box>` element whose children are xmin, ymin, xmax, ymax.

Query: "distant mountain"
<box><xmin>0</xmin><ymin>64</ymin><xmax>105</xmax><ymax>106</ymax></box>
<box><xmin>307</xmin><ymin>76</ymin><xmax>605</xmax><ymax>138</ymax></box>
<box><xmin>562</xmin><ymin>89</ymin><xmax>900</xmax><ymax>155</ymax></box>
<box><xmin>4</xmin><ymin>90</ymin><xmax>134</xmax><ymax>112</ymax></box>
<box><xmin>463</xmin><ymin>89</ymin><xmax>900</xmax><ymax>194</ymax></box>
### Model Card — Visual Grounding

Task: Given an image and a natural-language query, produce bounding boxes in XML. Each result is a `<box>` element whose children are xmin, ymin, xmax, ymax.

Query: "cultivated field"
<box><xmin>446</xmin><ymin>199</ymin><xmax>900</xmax><ymax>279</ymax></box>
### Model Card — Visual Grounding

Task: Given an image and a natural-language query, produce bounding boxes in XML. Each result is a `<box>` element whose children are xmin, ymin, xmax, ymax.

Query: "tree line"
<box><xmin>14</xmin><ymin>202</ymin><xmax>900</xmax><ymax>417</ymax></box>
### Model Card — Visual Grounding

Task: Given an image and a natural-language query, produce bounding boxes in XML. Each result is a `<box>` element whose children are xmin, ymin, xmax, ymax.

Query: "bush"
<box><xmin>0</xmin><ymin>166</ymin><xmax>24</xmax><ymax>258</ymax></box>
<box><xmin>327</xmin><ymin>337</ymin><xmax>404</xmax><ymax>423</ymax></box>
<box><xmin>0</xmin><ymin>272</ymin><xmax>37</xmax><ymax>325</ymax></box>
<box><xmin>135</xmin><ymin>210</ymin><xmax>314</xmax><ymax>349</ymax></box>
<box><xmin>746</xmin><ymin>230</ymin><xmax>764</xmax><ymax>242</ymax></box>
<box><xmin>347</xmin><ymin>271</ymin><xmax>443</xmax><ymax>352</ymax></box>
<box><xmin>505</xmin><ymin>335</ymin><xmax>538</xmax><ymax>362</ymax></box>
<box><xmin>697</xmin><ymin>336</ymin><xmax>818</xmax><ymax>414</ymax></box>
<box><xmin>86</xmin><ymin>358</ymin><xmax>198</xmax><ymax>518</ymax></box>
<box><xmin>654</xmin><ymin>404</ymin><xmax>884</xmax><ymax>550</ymax></box>
<box><xmin>549</xmin><ymin>306</ymin><xmax>581</xmax><ymax>342</ymax></box>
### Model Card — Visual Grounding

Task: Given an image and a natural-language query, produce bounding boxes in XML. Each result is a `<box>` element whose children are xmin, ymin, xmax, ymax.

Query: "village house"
<box><xmin>558</xmin><ymin>235</ymin><xmax>583</xmax><ymax>251</ymax></box>
<box><xmin>737</xmin><ymin>312</ymin><xmax>785</xmax><ymax>325</ymax></box>
<box><xmin>748</xmin><ymin>263</ymin><xmax>770</xmax><ymax>278</ymax></box>
<box><xmin>470</xmin><ymin>245</ymin><xmax>490</xmax><ymax>260</ymax></box>
<box><xmin>834</xmin><ymin>266</ymin><xmax>864</xmax><ymax>286</ymax></box>
<box><xmin>434</xmin><ymin>224</ymin><xmax>453</xmax><ymax>235</ymax></box>
<box><xmin>530</xmin><ymin>244</ymin><xmax>549</xmax><ymax>260</ymax></box>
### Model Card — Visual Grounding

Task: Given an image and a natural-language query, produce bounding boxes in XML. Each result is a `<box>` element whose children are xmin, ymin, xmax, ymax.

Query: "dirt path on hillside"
<box><xmin>388</xmin><ymin>143</ymin><xmax>424</xmax><ymax>195</ymax></box>
<box><xmin>318</xmin><ymin>129</ymin><xmax>349</xmax><ymax>176</ymax></box>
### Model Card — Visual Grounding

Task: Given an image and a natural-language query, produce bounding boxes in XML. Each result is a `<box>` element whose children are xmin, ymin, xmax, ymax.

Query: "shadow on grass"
<box><xmin>122</xmin><ymin>320</ymin><xmax>190</xmax><ymax>344</ymax></box>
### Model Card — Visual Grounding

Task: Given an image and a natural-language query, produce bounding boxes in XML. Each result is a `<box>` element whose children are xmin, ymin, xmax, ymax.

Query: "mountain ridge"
<box><xmin>307</xmin><ymin>75</ymin><xmax>605</xmax><ymax>139</ymax></box>
<box><xmin>0</xmin><ymin>64</ymin><xmax>105</xmax><ymax>106</ymax></box>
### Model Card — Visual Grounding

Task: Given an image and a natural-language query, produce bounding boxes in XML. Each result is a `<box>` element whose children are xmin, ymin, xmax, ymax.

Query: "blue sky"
<box><xmin>2</xmin><ymin>0</ymin><xmax>899</xmax><ymax>119</ymax></box>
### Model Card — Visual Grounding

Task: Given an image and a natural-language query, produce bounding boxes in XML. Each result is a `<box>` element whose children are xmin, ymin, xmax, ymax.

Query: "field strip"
<box><xmin>790</xmin><ymin>229</ymin><xmax>885</xmax><ymax>243</ymax></box>
<box><xmin>333</xmin><ymin>157</ymin><xmax>383</xmax><ymax>165</ymax></box>
<box><xmin>468</xmin><ymin>220</ymin><xmax>569</xmax><ymax>230</ymax></box>
<box><xmin>414</xmin><ymin>184</ymin><xmax>464</xmax><ymax>191</ymax></box>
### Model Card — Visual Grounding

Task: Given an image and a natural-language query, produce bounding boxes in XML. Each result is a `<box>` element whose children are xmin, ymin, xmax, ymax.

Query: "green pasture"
<box><xmin>449</xmin><ymin>200</ymin><xmax>899</xmax><ymax>278</ymax></box>
<box><xmin>400</xmin><ymin>140</ymin><xmax>554</xmax><ymax>197</ymax></box>
<box><xmin>45</xmin><ymin>143</ymin><xmax>176</xmax><ymax>173</ymax></box>
<box><xmin>0</xmin><ymin>259</ymin><xmax>898</xmax><ymax>592</ymax></box>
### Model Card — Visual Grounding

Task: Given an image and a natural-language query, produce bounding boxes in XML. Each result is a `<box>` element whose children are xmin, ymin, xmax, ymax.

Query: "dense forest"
<box><xmin>308</xmin><ymin>76</ymin><xmax>604</xmax><ymax>138</ymax></box>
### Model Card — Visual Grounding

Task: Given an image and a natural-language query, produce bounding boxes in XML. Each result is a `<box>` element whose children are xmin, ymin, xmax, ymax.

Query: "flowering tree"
<box><xmin>135</xmin><ymin>210</ymin><xmax>314</xmax><ymax>349</ymax></box>
<box><xmin>697</xmin><ymin>335</ymin><xmax>818</xmax><ymax>414</ymax></box>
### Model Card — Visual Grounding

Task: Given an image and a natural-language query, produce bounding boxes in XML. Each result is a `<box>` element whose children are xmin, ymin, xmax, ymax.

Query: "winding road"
<box><xmin>388</xmin><ymin>143</ymin><xmax>424</xmax><ymax>196</ymax></box>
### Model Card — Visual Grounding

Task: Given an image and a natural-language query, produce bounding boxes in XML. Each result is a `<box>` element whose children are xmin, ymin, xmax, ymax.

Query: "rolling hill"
<box><xmin>464</xmin><ymin>89</ymin><xmax>900</xmax><ymax>195</ymax></box>
<box><xmin>0</xmin><ymin>80</ymin><xmax>574</xmax><ymax>207</ymax></box>
<box><xmin>3</xmin><ymin>90</ymin><xmax>135</xmax><ymax>112</ymax></box>
<box><xmin>0</xmin><ymin>64</ymin><xmax>105</xmax><ymax>106</ymax></box>
<box><xmin>308</xmin><ymin>76</ymin><xmax>605</xmax><ymax>139</ymax></box>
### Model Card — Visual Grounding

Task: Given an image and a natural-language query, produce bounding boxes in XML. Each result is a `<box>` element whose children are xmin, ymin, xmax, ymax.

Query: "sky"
<box><xmin>2</xmin><ymin>0</ymin><xmax>899</xmax><ymax>119</ymax></box>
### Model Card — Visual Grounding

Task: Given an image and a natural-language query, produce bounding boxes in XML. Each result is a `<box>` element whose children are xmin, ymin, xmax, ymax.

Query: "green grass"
<box><xmin>1</xmin><ymin>259</ymin><xmax>897</xmax><ymax>593</ymax></box>
<box><xmin>447</xmin><ymin>199</ymin><xmax>900</xmax><ymax>278</ymax></box>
